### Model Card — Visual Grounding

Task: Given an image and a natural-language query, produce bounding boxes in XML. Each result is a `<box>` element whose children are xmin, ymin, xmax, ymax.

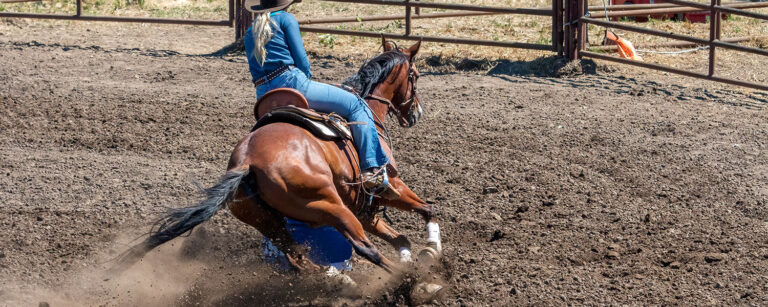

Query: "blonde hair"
<box><xmin>251</xmin><ymin>12</ymin><xmax>276</xmax><ymax>66</ymax></box>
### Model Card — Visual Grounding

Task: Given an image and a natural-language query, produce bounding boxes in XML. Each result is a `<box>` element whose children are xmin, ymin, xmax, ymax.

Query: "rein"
<box><xmin>334</xmin><ymin>85</ymin><xmax>395</xmax><ymax>148</ymax></box>
<box><xmin>340</xmin><ymin>52</ymin><xmax>419</xmax><ymax>224</ymax></box>
<box><xmin>364</xmin><ymin>65</ymin><xmax>419</xmax><ymax>128</ymax></box>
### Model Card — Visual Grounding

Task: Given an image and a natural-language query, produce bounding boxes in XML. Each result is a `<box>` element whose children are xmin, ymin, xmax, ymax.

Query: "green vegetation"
<box><xmin>535</xmin><ymin>25</ymin><xmax>551</xmax><ymax>45</ymax></box>
<box><xmin>318</xmin><ymin>33</ymin><xmax>337</xmax><ymax>48</ymax></box>
<box><xmin>112</xmin><ymin>0</ymin><xmax>125</xmax><ymax>12</ymax></box>
<box><xmin>586</xmin><ymin>47</ymin><xmax>607</xmax><ymax>54</ymax></box>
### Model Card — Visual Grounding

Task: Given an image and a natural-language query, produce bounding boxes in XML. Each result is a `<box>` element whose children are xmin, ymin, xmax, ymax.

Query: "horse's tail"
<box><xmin>108</xmin><ymin>169</ymin><xmax>250</xmax><ymax>275</ymax></box>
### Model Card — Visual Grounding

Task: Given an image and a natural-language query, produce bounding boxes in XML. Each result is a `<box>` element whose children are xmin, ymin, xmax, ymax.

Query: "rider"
<box><xmin>243</xmin><ymin>0</ymin><xmax>399</xmax><ymax>200</ymax></box>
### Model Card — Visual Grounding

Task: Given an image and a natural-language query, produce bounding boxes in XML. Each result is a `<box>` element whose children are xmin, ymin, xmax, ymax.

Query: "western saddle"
<box><xmin>251</xmin><ymin>88</ymin><xmax>352</xmax><ymax>141</ymax></box>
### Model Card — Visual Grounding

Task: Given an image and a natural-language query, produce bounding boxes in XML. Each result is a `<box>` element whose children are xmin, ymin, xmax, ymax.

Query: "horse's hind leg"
<box><xmin>361</xmin><ymin>214</ymin><xmax>413</xmax><ymax>263</ymax></box>
<box><xmin>228</xmin><ymin>189</ymin><xmax>323</xmax><ymax>273</ymax></box>
<box><xmin>335</xmin><ymin>210</ymin><xmax>398</xmax><ymax>274</ymax></box>
<box><xmin>303</xmin><ymin>197</ymin><xmax>399</xmax><ymax>274</ymax></box>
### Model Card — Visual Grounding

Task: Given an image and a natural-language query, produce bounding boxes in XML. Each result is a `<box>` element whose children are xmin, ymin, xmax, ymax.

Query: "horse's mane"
<box><xmin>343</xmin><ymin>50</ymin><xmax>409</xmax><ymax>97</ymax></box>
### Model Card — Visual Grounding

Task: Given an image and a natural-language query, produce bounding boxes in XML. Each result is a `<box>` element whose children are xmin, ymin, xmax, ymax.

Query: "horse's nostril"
<box><xmin>408</xmin><ymin>114</ymin><xmax>419</xmax><ymax>127</ymax></box>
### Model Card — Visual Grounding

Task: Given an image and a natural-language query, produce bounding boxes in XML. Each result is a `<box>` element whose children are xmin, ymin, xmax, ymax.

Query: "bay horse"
<box><xmin>113</xmin><ymin>38</ymin><xmax>440</xmax><ymax>278</ymax></box>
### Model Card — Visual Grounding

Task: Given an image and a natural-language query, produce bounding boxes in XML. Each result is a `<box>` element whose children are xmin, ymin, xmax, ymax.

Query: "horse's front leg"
<box><xmin>380</xmin><ymin>177</ymin><xmax>442</xmax><ymax>253</ymax></box>
<box><xmin>361</xmin><ymin>214</ymin><xmax>413</xmax><ymax>262</ymax></box>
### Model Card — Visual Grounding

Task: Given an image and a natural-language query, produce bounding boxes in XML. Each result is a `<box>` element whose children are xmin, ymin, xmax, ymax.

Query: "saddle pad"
<box><xmin>252</xmin><ymin>106</ymin><xmax>352</xmax><ymax>142</ymax></box>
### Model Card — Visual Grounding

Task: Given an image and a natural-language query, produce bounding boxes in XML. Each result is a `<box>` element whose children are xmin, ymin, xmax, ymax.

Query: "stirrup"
<box><xmin>361</xmin><ymin>167</ymin><xmax>400</xmax><ymax>200</ymax></box>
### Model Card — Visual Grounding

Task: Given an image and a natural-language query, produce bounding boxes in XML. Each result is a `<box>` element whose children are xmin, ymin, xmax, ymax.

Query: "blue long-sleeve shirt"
<box><xmin>244</xmin><ymin>11</ymin><xmax>312</xmax><ymax>82</ymax></box>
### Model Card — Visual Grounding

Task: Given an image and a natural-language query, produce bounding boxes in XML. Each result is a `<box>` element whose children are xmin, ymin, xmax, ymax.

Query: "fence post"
<box><xmin>707</xmin><ymin>0</ymin><xmax>720</xmax><ymax>77</ymax></box>
<box><xmin>235</xmin><ymin>0</ymin><xmax>253</xmax><ymax>40</ymax></box>
<box><xmin>552</xmin><ymin>0</ymin><xmax>563</xmax><ymax>55</ymax></box>
<box><xmin>577</xmin><ymin>0</ymin><xmax>586</xmax><ymax>57</ymax></box>
<box><xmin>565</xmin><ymin>0</ymin><xmax>576</xmax><ymax>60</ymax></box>
<box><xmin>405</xmin><ymin>0</ymin><xmax>412</xmax><ymax>36</ymax></box>
<box><xmin>229</xmin><ymin>0</ymin><xmax>235</xmax><ymax>27</ymax></box>
<box><xmin>564</xmin><ymin>0</ymin><xmax>586</xmax><ymax>60</ymax></box>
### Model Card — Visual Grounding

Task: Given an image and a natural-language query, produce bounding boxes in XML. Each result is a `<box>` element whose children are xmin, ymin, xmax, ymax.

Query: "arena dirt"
<box><xmin>1</xmin><ymin>21</ymin><xmax>768</xmax><ymax>306</ymax></box>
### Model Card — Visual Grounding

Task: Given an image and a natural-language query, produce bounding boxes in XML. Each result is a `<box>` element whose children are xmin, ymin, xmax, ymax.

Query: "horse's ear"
<box><xmin>406</xmin><ymin>39</ymin><xmax>422</xmax><ymax>59</ymax></box>
<box><xmin>382</xmin><ymin>35</ymin><xmax>395</xmax><ymax>51</ymax></box>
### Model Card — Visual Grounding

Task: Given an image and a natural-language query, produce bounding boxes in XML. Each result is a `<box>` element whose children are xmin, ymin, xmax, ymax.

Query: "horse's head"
<box><xmin>381</xmin><ymin>38</ymin><xmax>422</xmax><ymax>128</ymax></box>
<box><xmin>343</xmin><ymin>38</ymin><xmax>423</xmax><ymax>128</ymax></box>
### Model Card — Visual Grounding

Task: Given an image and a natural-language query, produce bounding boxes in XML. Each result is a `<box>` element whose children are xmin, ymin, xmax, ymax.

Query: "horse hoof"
<box><xmin>411</xmin><ymin>282</ymin><xmax>444</xmax><ymax>305</ymax></box>
<box><xmin>417</xmin><ymin>246</ymin><xmax>440</xmax><ymax>264</ymax></box>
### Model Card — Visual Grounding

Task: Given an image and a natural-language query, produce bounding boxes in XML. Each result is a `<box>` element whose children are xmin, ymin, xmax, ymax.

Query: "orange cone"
<box><xmin>605</xmin><ymin>31</ymin><xmax>643</xmax><ymax>61</ymax></box>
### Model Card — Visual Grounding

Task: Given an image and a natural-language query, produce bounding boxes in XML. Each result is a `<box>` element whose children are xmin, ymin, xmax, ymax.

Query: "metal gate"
<box><xmin>566</xmin><ymin>0</ymin><xmax>768</xmax><ymax>91</ymax></box>
<box><xmin>235</xmin><ymin>0</ymin><xmax>562</xmax><ymax>53</ymax></box>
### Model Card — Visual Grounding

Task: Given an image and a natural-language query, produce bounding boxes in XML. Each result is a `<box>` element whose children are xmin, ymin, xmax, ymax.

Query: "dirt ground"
<box><xmin>1</xmin><ymin>20</ymin><xmax>768</xmax><ymax>306</ymax></box>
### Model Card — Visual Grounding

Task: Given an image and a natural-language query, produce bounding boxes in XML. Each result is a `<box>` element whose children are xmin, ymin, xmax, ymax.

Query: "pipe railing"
<box><xmin>317</xmin><ymin>0</ymin><xmax>552</xmax><ymax>15</ymax></box>
<box><xmin>290</xmin><ymin>0</ymin><xmax>557</xmax><ymax>51</ymax></box>
<box><xmin>580</xmin><ymin>50</ymin><xmax>767</xmax><ymax>91</ymax></box>
<box><xmin>593</xmin><ymin>1</ymin><xmax>768</xmax><ymax>18</ymax></box>
<box><xmin>0</xmin><ymin>0</ymin><xmax>235</xmax><ymax>26</ymax></box>
<box><xmin>299</xmin><ymin>26</ymin><xmax>554</xmax><ymax>50</ymax></box>
<box><xmin>577</xmin><ymin>0</ymin><xmax>768</xmax><ymax>91</ymax></box>
<box><xmin>590</xmin><ymin>35</ymin><xmax>768</xmax><ymax>50</ymax></box>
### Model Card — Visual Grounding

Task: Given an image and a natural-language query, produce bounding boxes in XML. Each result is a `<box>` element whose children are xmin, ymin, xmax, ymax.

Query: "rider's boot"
<box><xmin>361</xmin><ymin>167</ymin><xmax>401</xmax><ymax>200</ymax></box>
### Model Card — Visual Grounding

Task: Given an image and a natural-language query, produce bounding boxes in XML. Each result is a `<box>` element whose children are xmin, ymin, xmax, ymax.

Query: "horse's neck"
<box><xmin>366</xmin><ymin>90</ymin><xmax>391</xmax><ymax>126</ymax></box>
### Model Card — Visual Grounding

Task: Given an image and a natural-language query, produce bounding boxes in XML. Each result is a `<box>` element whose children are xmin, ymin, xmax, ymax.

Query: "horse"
<box><xmin>112</xmin><ymin>38</ymin><xmax>440</xmax><ymax>279</ymax></box>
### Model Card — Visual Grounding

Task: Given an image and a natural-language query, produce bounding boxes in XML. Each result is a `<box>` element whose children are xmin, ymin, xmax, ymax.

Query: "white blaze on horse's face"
<box><xmin>405</xmin><ymin>102</ymin><xmax>421</xmax><ymax>128</ymax></box>
<box><xmin>413</xmin><ymin>102</ymin><xmax>423</xmax><ymax>125</ymax></box>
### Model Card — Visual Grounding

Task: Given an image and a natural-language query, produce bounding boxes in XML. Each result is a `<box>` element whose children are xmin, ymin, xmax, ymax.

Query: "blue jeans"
<box><xmin>262</xmin><ymin>218</ymin><xmax>353</xmax><ymax>271</ymax></box>
<box><xmin>256</xmin><ymin>68</ymin><xmax>389</xmax><ymax>170</ymax></box>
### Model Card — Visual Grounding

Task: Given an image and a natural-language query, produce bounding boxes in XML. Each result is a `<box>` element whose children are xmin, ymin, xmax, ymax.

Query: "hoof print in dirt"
<box><xmin>704</xmin><ymin>253</ymin><xmax>726</xmax><ymax>264</ymax></box>
<box><xmin>660</xmin><ymin>259</ymin><xmax>683</xmax><ymax>269</ymax></box>
<box><xmin>488</xmin><ymin>230</ymin><xmax>505</xmax><ymax>242</ymax></box>
<box><xmin>604</xmin><ymin>251</ymin><xmax>620</xmax><ymax>260</ymax></box>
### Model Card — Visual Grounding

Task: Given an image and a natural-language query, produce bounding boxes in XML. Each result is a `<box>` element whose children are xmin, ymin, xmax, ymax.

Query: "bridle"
<box><xmin>365</xmin><ymin>61</ymin><xmax>420</xmax><ymax>128</ymax></box>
